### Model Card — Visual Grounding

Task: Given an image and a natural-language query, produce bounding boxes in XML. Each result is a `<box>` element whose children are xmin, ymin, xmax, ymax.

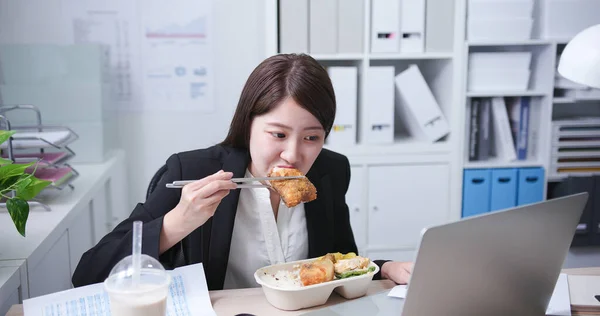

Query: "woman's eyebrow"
<box><xmin>265</xmin><ymin>122</ymin><xmax>323</xmax><ymax>131</ymax></box>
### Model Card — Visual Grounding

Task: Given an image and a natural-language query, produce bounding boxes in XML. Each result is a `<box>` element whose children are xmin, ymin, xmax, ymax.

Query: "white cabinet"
<box><xmin>28</xmin><ymin>231</ymin><xmax>72</xmax><ymax>298</ymax></box>
<box><xmin>347</xmin><ymin>166</ymin><xmax>367</xmax><ymax>250</ymax></box>
<box><xmin>0</xmin><ymin>260</ymin><xmax>26</xmax><ymax>316</ymax></box>
<box><xmin>345</xmin><ymin>163</ymin><xmax>451</xmax><ymax>258</ymax></box>
<box><xmin>68</xmin><ymin>204</ymin><xmax>95</xmax><ymax>278</ymax></box>
<box><xmin>367</xmin><ymin>164</ymin><xmax>450</xmax><ymax>249</ymax></box>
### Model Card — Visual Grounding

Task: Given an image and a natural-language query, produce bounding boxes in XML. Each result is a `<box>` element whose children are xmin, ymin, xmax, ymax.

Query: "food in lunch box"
<box><xmin>268</xmin><ymin>167</ymin><xmax>317</xmax><ymax>207</ymax></box>
<box><xmin>298</xmin><ymin>252</ymin><xmax>376</xmax><ymax>286</ymax></box>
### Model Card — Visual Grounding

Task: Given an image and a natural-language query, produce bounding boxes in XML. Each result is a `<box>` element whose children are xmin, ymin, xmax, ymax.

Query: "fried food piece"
<box><xmin>334</xmin><ymin>257</ymin><xmax>370</xmax><ymax>274</ymax></box>
<box><xmin>299</xmin><ymin>258</ymin><xmax>334</xmax><ymax>286</ymax></box>
<box><xmin>268</xmin><ymin>167</ymin><xmax>317</xmax><ymax>207</ymax></box>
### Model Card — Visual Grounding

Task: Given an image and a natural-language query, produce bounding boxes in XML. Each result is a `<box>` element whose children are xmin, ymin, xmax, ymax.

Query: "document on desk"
<box><xmin>387</xmin><ymin>274</ymin><xmax>571</xmax><ymax>316</ymax></box>
<box><xmin>23</xmin><ymin>263</ymin><xmax>216</xmax><ymax>316</ymax></box>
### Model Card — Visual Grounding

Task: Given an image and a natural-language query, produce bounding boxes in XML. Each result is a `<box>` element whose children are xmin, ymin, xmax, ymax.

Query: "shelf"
<box><xmin>465</xmin><ymin>158</ymin><xmax>544</xmax><ymax>169</ymax></box>
<box><xmin>325</xmin><ymin>139</ymin><xmax>451</xmax><ymax>156</ymax></box>
<box><xmin>467</xmin><ymin>39</ymin><xmax>555</xmax><ymax>46</ymax></box>
<box><xmin>553</xmin><ymin>97</ymin><xmax>600</xmax><ymax>104</ymax></box>
<box><xmin>310</xmin><ymin>53</ymin><xmax>364</xmax><ymax>61</ymax></box>
<box><xmin>467</xmin><ymin>90</ymin><xmax>549</xmax><ymax>97</ymax></box>
<box><xmin>368</xmin><ymin>52</ymin><xmax>453</xmax><ymax>60</ymax></box>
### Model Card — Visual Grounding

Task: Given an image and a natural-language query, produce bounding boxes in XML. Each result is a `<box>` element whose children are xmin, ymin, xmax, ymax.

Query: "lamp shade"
<box><xmin>557</xmin><ymin>24</ymin><xmax>600</xmax><ymax>89</ymax></box>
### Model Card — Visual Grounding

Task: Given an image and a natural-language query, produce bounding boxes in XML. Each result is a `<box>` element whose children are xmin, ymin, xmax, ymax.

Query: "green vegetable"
<box><xmin>335</xmin><ymin>266</ymin><xmax>376</xmax><ymax>279</ymax></box>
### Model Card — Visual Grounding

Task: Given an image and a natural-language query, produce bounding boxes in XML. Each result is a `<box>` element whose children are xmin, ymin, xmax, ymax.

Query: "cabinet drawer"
<box><xmin>347</xmin><ymin>166</ymin><xmax>367</xmax><ymax>248</ymax></box>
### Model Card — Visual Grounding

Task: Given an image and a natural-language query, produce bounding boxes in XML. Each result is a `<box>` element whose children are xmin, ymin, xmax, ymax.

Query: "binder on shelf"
<box><xmin>338</xmin><ymin>0</ymin><xmax>364</xmax><ymax>54</ymax></box>
<box><xmin>425</xmin><ymin>0</ymin><xmax>455</xmax><ymax>53</ymax></box>
<box><xmin>279</xmin><ymin>0</ymin><xmax>309</xmax><ymax>53</ymax></box>
<box><xmin>506</xmin><ymin>97</ymin><xmax>530</xmax><ymax>160</ymax></box>
<box><xmin>462</xmin><ymin>169</ymin><xmax>491</xmax><ymax>218</ymax></box>
<box><xmin>309</xmin><ymin>0</ymin><xmax>337</xmax><ymax>54</ymax></box>
<box><xmin>477</xmin><ymin>98</ymin><xmax>491</xmax><ymax>160</ymax></box>
<box><xmin>490</xmin><ymin>168</ymin><xmax>518</xmax><ymax>212</ymax></box>
<box><xmin>516</xmin><ymin>167</ymin><xmax>544</xmax><ymax>206</ymax></box>
<box><xmin>365</xmin><ymin>66</ymin><xmax>395</xmax><ymax>144</ymax></box>
<box><xmin>327</xmin><ymin>66</ymin><xmax>358</xmax><ymax>146</ymax></box>
<box><xmin>371</xmin><ymin>0</ymin><xmax>400</xmax><ymax>53</ymax></box>
<box><xmin>394</xmin><ymin>65</ymin><xmax>449</xmax><ymax>142</ymax></box>
<box><xmin>550</xmin><ymin>176</ymin><xmax>595</xmax><ymax>247</ymax></box>
<box><xmin>468</xmin><ymin>99</ymin><xmax>480</xmax><ymax>161</ymax></box>
<box><xmin>490</xmin><ymin>97</ymin><xmax>517</xmax><ymax>162</ymax></box>
<box><xmin>399</xmin><ymin>0</ymin><xmax>425</xmax><ymax>53</ymax></box>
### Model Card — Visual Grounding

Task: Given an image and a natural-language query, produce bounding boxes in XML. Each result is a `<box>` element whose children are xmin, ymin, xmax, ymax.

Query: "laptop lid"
<box><xmin>305</xmin><ymin>193</ymin><xmax>588</xmax><ymax>316</ymax></box>
<box><xmin>402</xmin><ymin>193</ymin><xmax>587</xmax><ymax>315</ymax></box>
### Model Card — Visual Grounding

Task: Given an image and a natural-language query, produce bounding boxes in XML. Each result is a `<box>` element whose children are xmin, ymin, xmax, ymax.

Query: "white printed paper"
<box><xmin>140</xmin><ymin>0</ymin><xmax>215</xmax><ymax>112</ymax></box>
<box><xmin>23</xmin><ymin>263</ymin><xmax>216</xmax><ymax>316</ymax></box>
<box><xmin>62</xmin><ymin>0</ymin><xmax>141</xmax><ymax>106</ymax></box>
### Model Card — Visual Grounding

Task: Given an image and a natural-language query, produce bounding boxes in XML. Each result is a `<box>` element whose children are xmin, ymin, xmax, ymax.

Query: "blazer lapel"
<box><xmin>305</xmin><ymin>166</ymin><xmax>335</xmax><ymax>258</ymax></box>
<box><xmin>205</xmin><ymin>147</ymin><xmax>249</xmax><ymax>290</ymax></box>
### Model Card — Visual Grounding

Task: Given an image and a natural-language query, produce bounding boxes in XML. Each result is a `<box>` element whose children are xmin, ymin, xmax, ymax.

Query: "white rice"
<box><xmin>262</xmin><ymin>267</ymin><xmax>302</xmax><ymax>289</ymax></box>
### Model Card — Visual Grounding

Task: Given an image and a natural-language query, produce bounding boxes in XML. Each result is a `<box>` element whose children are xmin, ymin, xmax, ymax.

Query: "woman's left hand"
<box><xmin>381</xmin><ymin>261</ymin><xmax>414</xmax><ymax>284</ymax></box>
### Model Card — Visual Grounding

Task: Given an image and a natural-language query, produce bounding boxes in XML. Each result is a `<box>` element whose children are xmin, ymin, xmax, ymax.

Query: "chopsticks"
<box><xmin>165</xmin><ymin>175</ymin><xmax>304</xmax><ymax>189</ymax></box>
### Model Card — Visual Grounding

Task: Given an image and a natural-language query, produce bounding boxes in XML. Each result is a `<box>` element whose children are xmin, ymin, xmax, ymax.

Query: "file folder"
<box><xmin>365</xmin><ymin>67</ymin><xmax>395</xmax><ymax>144</ymax></box>
<box><xmin>550</xmin><ymin>176</ymin><xmax>595</xmax><ymax>247</ymax></box>
<box><xmin>462</xmin><ymin>169</ymin><xmax>491</xmax><ymax>218</ymax></box>
<box><xmin>279</xmin><ymin>0</ymin><xmax>309</xmax><ymax>53</ymax></box>
<box><xmin>425</xmin><ymin>0</ymin><xmax>455</xmax><ymax>52</ymax></box>
<box><xmin>338</xmin><ymin>0</ymin><xmax>364</xmax><ymax>53</ymax></box>
<box><xmin>490</xmin><ymin>168</ymin><xmax>518</xmax><ymax>212</ymax></box>
<box><xmin>327</xmin><ymin>66</ymin><xmax>358</xmax><ymax>146</ymax></box>
<box><xmin>516</xmin><ymin>167</ymin><xmax>544</xmax><ymax>206</ymax></box>
<box><xmin>371</xmin><ymin>0</ymin><xmax>400</xmax><ymax>53</ymax></box>
<box><xmin>309</xmin><ymin>0</ymin><xmax>337</xmax><ymax>54</ymax></box>
<box><xmin>399</xmin><ymin>0</ymin><xmax>425</xmax><ymax>53</ymax></box>
<box><xmin>394</xmin><ymin>65</ymin><xmax>449</xmax><ymax>142</ymax></box>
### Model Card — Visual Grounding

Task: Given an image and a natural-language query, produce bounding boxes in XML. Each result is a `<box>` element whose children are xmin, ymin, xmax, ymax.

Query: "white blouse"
<box><xmin>222</xmin><ymin>170</ymin><xmax>309</xmax><ymax>289</ymax></box>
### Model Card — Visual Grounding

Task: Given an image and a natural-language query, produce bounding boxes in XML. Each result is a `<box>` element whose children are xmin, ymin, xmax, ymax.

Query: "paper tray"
<box><xmin>254</xmin><ymin>258</ymin><xmax>379</xmax><ymax>311</ymax></box>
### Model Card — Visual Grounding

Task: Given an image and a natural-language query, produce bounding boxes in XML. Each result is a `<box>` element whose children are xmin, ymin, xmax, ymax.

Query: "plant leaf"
<box><xmin>15</xmin><ymin>176</ymin><xmax>32</xmax><ymax>194</ymax></box>
<box><xmin>17</xmin><ymin>177</ymin><xmax>51</xmax><ymax>200</ymax></box>
<box><xmin>0</xmin><ymin>130</ymin><xmax>16</xmax><ymax>145</ymax></box>
<box><xmin>0</xmin><ymin>162</ymin><xmax>34</xmax><ymax>180</ymax></box>
<box><xmin>6</xmin><ymin>197</ymin><xmax>29</xmax><ymax>237</ymax></box>
<box><xmin>0</xmin><ymin>175</ymin><xmax>21</xmax><ymax>192</ymax></box>
<box><xmin>0</xmin><ymin>157</ymin><xmax>12</xmax><ymax>165</ymax></box>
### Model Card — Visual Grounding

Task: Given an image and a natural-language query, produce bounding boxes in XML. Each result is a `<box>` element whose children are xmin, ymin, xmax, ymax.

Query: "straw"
<box><xmin>132</xmin><ymin>220</ymin><xmax>142</xmax><ymax>286</ymax></box>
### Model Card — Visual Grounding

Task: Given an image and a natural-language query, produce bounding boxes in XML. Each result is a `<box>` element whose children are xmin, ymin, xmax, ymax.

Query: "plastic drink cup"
<box><xmin>103</xmin><ymin>221</ymin><xmax>171</xmax><ymax>316</ymax></box>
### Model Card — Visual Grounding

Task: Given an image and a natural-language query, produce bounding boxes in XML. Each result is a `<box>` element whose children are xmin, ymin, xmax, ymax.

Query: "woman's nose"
<box><xmin>280</xmin><ymin>141</ymin><xmax>300</xmax><ymax>165</ymax></box>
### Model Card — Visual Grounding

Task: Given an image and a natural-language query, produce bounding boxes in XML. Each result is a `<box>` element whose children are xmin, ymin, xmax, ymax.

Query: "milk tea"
<box><xmin>108</xmin><ymin>289</ymin><xmax>168</xmax><ymax>316</ymax></box>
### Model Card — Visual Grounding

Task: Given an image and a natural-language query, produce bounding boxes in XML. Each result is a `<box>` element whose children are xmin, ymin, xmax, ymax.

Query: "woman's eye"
<box><xmin>271</xmin><ymin>132</ymin><xmax>286</xmax><ymax>139</ymax></box>
<box><xmin>305</xmin><ymin>135</ymin><xmax>320</xmax><ymax>141</ymax></box>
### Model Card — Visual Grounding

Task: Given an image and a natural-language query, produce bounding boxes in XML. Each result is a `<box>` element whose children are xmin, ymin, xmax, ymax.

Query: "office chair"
<box><xmin>146</xmin><ymin>164</ymin><xmax>168</xmax><ymax>199</ymax></box>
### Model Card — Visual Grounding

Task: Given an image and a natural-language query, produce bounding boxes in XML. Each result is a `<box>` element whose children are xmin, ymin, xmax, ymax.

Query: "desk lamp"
<box><xmin>557</xmin><ymin>24</ymin><xmax>600</xmax><ymax>89</ymax></box>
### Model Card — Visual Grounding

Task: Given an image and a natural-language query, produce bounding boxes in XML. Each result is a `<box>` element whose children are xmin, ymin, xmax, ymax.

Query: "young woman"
<box><xmin>72</xmin><ymin>54</ymin><xmax>413</xmax><ymax>290</ymax></box>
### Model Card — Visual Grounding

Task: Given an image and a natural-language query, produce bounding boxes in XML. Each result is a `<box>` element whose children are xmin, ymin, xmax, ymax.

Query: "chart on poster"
<box><xmin>140</xmin><ymin>0</ymin><xmax>215</xmax><ymax>112</ymax></box>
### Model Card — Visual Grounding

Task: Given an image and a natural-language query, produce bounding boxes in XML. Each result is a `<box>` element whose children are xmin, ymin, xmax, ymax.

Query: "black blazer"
<box><xmin>72</xmin><ymin>145</ymin><xmax>387</xmax><ymax>290</ymax></box>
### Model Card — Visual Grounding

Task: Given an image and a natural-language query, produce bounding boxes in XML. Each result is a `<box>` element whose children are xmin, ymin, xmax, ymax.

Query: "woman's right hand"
<box><xmin>174</xmin><ymin>170</ymin><xmax>237</xmax><ymax>228</ymax></box>
<box><xmin>160</xmin><ymin>170</ymin><xmax>237</xmax><ymax>254</ymax></box>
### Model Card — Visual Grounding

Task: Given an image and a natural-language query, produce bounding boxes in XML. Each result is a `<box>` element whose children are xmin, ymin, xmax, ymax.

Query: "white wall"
<box><xmin>0</xmin><ymin>0</ymin><xmax>269</xmax><ymax>208</ymax></box>
<box><xmin>118</xmin><ymin>1</ymin><xmax>268</xmax><ymax>206</ymax></box>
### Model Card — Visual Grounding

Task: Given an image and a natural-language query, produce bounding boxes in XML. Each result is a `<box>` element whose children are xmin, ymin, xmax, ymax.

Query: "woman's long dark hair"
<box><xmin>220</xmin><ymin>54</ymin><xmax>336</xmax><ymax>149</ymax></box>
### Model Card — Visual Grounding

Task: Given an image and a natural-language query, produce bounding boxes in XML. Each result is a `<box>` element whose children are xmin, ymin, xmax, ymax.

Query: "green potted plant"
<box><xmin>0</xmin><ymin>130</ymin><xmax>51</xmax><ymax>237</ymax></box>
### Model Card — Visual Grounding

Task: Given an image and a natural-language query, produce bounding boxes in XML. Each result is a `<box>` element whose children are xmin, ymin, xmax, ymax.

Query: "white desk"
<box><xmin>0</xmin><ymin>150</ymin><xmax>129</xmax><ymax>312</ymax></box>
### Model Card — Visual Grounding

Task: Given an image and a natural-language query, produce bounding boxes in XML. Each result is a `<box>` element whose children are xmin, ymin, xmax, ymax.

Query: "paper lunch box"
<box><xmin>254</xmin><ymin>258</ymin><xmax>379</xmax><ymax>311</ymax></box>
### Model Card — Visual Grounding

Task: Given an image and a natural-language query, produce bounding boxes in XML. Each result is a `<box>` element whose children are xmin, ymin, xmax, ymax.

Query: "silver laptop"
<box><xmin>306</xmin><ymin>193</ymin><xmax>588</xmax><ymax>316</ymax></box>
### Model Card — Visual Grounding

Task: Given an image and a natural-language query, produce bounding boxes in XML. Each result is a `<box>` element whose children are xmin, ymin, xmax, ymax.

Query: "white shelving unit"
<box><xmin>268</xmin><ymin>0</ymin><xmax>600</xmax><ymax>261</ymax></box>
<box><xmin>268</xmin><ymin>0</ymin><xmax>464</xmax><ymax>261</ymax></box>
